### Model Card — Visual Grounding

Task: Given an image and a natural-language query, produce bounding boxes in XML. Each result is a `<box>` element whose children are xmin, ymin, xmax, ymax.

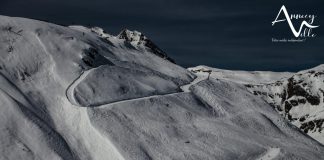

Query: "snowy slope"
<box><xmin>189</xmin><ymin>65</ymin><xmax>293</xmax><ymax>84</ymax></box>
<box><xmin>0</xmin><ymin>15</ymin><xmax>324</xmax><ymax>160</ymax></box>
<box><xmin>0</xmin><ymin>15</ymin><xmax>193</xmax><ymax>160</ymax></box>
<box><xmin>89</xmin><ymin>79</ymin><xmax>324</xmax><ymax>159</ymax></box>
<box><xmin>190</xmin><ymin>65</ymin><xmax>324</xmax><ymax>145</ymax></box>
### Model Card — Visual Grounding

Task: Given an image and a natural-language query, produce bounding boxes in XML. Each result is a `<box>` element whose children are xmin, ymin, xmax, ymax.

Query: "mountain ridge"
<box><xmin>1</xmin><ymin>15</ymin><xmax>324</xmax><ymax>160</ymax></box>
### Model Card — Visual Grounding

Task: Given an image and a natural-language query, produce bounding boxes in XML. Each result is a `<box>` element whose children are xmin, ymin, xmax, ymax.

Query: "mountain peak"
<box><xmin>117</xmin><ymin>28</ymin><xmax>176</xmax><ymax>63</ymax></box>
<box><xmin>117</xmin><ymin>28</ymin><xmax>146</xmax><ymax>44</ymax></box>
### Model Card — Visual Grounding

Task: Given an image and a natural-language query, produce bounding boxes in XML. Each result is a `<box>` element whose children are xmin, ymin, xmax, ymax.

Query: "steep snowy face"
<box><xmin>191</xmin><ymin>65</ymin><xmax>324</xmax><ymax>144</ymax></box>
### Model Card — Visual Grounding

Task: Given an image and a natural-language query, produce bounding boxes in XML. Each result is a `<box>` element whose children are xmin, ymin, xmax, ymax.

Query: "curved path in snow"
<box><xmin>66</xmin><ymin>68</ymin><xmax>207</xmax><ymax>108</ymax></box>
<box><xmin>180</xmin><ymin>73</ymin><xmax>208</xmax><ymax>92</ymax></box>
<box><xmin>66</xmin><ymin>68</ymin><xmax>96</xmax><ymax>106</ymax></box>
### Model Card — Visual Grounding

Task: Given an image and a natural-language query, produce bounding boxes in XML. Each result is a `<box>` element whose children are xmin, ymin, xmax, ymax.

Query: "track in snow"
<box><xmin>66</xmin><ymin>68</ymin><xmax>95</xmax><ymax>106</ymax></box>
<box><xmin>66</xmin><ymin>69</ymin><xmax>205</xmax><ymax>107</ymax></box>
<box><xmin>180</xmin><ymin>73</ymin><xmax>208</xmax><ymax>92</ymax></box>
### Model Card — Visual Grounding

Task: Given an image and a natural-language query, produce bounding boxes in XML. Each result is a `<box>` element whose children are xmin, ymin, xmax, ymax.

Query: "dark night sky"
<box><xmin>1</xmin><ymin>0</ymin><xmax>323</xmax><ymax>71</ymax></box>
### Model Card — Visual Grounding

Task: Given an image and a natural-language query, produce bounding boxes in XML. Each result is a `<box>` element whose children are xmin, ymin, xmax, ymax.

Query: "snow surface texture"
<box><xmin>190</xmin><ymin>65</ymin><xmax>324</xmax><ymax>145</ymax></box>
<box><xmin>0</xmin><ymin>15</ymin><xmax>324</xmax><ymax>160</ymax></box>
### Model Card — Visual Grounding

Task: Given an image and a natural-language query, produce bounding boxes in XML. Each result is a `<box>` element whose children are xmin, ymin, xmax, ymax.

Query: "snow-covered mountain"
<box><xmin>190</xmin><ymin>65</ymin><xmax>324</xmax><ymax>145</ymax></box>
<box><xmin>1</xmin><ymin>15</ymin><xmax>324</xmax><ymax>160</ymax></box>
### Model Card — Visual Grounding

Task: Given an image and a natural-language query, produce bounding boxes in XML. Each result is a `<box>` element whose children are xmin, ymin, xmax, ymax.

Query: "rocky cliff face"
<box><xmin>245</xmin><ymin>65</ymin><xmax>324</xmax><ymax>143</ymax></box>
<box><xmin>117</xmin><ymin>29</ymin><xmax>176</xmax><ymax>63</ymax></box>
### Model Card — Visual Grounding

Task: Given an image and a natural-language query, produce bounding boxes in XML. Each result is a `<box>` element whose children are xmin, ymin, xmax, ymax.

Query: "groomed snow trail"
<box><xmin>180</xmin><ymin>72</ymin><xmax>208</xmax><ymax>92</ymax></box>
<box><xmin>66</xmin><ymin>69</ymin><xmax>204</xmax><ymax>107</ymax></box>
<box><xmin>95</xmin><ymin>92</ymin><xmax>184</xmax><ymax>109</ymax></box>
<box><xmin>66</xmin><ymin>68</ymin><xmax>95</xmax><ymax>106</ymax></box>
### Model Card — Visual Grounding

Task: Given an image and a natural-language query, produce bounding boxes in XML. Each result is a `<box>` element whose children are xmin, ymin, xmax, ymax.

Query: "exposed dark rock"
<box><xmin>82</xmin><ymin>57</ymin><xmax>94</xmax><ymax>67</ymax></box>
<box><xmin>299</xmin><ymin>117</ymin><xmax>306</xmax><ymax>122</ymax></box>
<box><xmin>290</xmin><ymin>100</ymin><xmax>298</xmax><ymax>106</ymax></box>
<box><xmin>276</xmin><ymin>105</ymin><xmax>283</xmax><ymax>112</ymax></box>
<box><xmin>314</xmin><ymin>71</ymin><xmax>324</xmax><ymax>77</ymax></box>
<box><xmin>300</xmin><ymin>119</ymin><xmax>324</xmax><ymax>133</ymax></box>
<box><xmin>284</xmin><ymin>101</ymin><xmax>293</xmax><ymax>113</ymax></box>
<box><xmin>117</xmin><ymin>29</ymin><xmax>176</xmax><ymax>64</ymax></box>
<box><xmin>85</xmin><ymin>48</ymin><xmax>97</xmax><ymax>59</ymax></box>
<box><xmin>268</xmin><ymin>94</ymin><xmax>274</xmax><ymax>99</ymax></box>
<box><xmin>287</xmin><ymin>114</ymin><xmax>292</xmax><ymax>121</ymax></box>
<box><xmin>280</xmin><ymin>91</ymin><xmax>287</xmax><ymax>104</ymax></box>
<box><xmin>301</xmin><ymin>121</ymin><xmax>315</xmax><ymax>133</ymax></box>
<box><xmin>315</xmin><ymin>120</ymin><xmax>324</xmax><ymax>132</ymax></box>
<box><xmin>298</xmin><ymin>98</ymin><xmax>306</xmax><ymax>104</ymax></box>
<box><xmin>117</xmin><ymin>29</ymin><xmax>132</xmax><ymax>41</ymax></box>
<box><xmin>308</xmin><ymin>70</ymin><xmax>315</xmax><ymax>74</ymax></box>
<box><xmin>306</xmin><ymin>95</ymin><xmax>320</xmax><ymax>105</ymax></box>
<box><xmin>286</xmin><ymin>77</ymin><xmax>320</xmax><ymax>105</ymax></box>
<box><xmin>274</xmin><ymin>81</ymin><xmax>283</xmax><ymax>86</ymax></box>
<box><xmin>81</xmin><ymin>47</ymin><xmax>113</xmax><ymax>68</ymax></box>
<box><xmin>287</xmin><ymin>82</ymin><xmax>307</xmax><ymax>98</ymax></box>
